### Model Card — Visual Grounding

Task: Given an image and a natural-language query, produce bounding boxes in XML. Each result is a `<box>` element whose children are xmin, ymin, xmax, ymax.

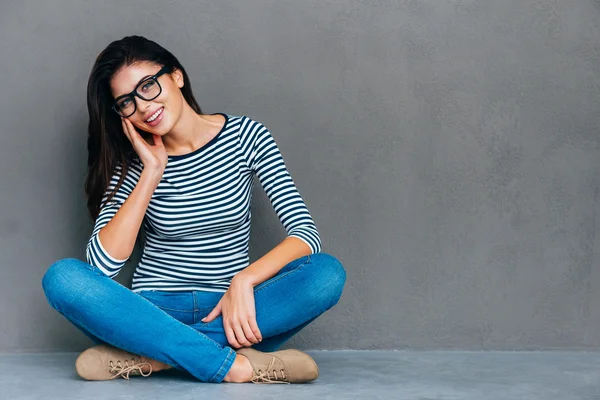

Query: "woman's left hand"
<box><xmin>202</xmin><ymin>276</ymin><xmax>262</xmax><ymax>348</ymax></box>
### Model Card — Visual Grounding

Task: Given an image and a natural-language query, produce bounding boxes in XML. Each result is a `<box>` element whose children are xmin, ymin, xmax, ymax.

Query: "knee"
<box><xmin>309</xmin><ymin>253</ymin><xmax>347</xmax><ymax>307</ymax></box>
<box><xmin>42</xmin><ymin>258</ymin><xmax>91</xmax><ymax>306</ymax></box>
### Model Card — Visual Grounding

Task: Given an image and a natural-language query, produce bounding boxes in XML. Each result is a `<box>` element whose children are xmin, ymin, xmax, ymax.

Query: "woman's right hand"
<box><xmin>121</xmin><ymin>117</ymin><xmax>168</xmax><ymax>172</ymax></box>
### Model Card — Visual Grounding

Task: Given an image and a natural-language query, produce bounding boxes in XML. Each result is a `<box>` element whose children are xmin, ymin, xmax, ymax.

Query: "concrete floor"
<box><xmin>1</xmin><ymin>351</ymin><xmax>599</xmax><ymax>399</ymax></box>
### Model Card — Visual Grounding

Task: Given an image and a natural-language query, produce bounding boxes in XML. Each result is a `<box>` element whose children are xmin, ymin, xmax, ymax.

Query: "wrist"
<box><xmin>232</xmin><ymin>271</ymin><xmax>258</xmax><ymax>287</ymax></box>
<box><xmin>141</xmin><ymin>166</ymin><xmax>164</xmax><ymax>184</ymax></box>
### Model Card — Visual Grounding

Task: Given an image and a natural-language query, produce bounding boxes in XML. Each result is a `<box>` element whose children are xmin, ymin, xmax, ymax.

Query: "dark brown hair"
<box><xmin>85</xmin><ymin>35</ymin><xmax>202</xmax><ymax>219</ymax></box>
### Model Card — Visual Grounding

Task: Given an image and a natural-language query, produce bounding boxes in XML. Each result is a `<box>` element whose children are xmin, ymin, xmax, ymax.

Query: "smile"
<box><xmin>145</xmin><ymin>107</ymin><xmax>164</xmax><ymax>123</ymax></box>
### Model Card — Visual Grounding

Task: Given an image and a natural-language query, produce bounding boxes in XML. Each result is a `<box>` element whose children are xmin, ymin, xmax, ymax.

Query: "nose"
<box><xmin>137</xmin><ymin>98</ymin><xmax>153</xmax><ymax>116</ymax></box>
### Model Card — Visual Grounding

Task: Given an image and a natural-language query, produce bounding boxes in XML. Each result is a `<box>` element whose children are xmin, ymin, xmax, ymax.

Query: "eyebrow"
<box><xmin>135</xmin><ymin>74</ymin><xmax>153</xmax><ymax>86</ymax></box>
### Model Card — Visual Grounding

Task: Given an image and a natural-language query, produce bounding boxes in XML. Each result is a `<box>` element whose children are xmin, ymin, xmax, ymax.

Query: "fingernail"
<box><xmin>201</xmin><ymin>318</ymin><xmax>206</xmax><ymax>322</ymax></box>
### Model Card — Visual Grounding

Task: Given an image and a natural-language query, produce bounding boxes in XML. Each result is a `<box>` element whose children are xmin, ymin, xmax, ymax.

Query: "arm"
<box><xmin>86</xmin><ymin>166</ymin><xmax>162</xmax><ymax>277</ymax></box>
<box><xmin>234</xmin><ymin>237</ymin><xmax>310</xmax><ymax>286</ymax></box>
<box><xmin>236</xmin><ymin>117</ymin><xmax>321</xmax><ymax>285</ymax></box>
<box><xmin>86</xmin><ymin>117</ymin><xmax>167</xmax><ymax>277</ymax></box>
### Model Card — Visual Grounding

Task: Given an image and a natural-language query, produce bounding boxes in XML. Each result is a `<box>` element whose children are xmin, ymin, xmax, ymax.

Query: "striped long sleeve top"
<box><xmin>85</xmin><ymin>114</ymin><xmax>321</xmax><ymax>292</ymax></box>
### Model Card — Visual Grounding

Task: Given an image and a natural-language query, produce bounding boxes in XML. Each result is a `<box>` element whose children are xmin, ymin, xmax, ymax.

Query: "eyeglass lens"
<box><xmin>115</xmin><ymin>78</ymin><xmax>161</xmax><ymax>117</ymax></box>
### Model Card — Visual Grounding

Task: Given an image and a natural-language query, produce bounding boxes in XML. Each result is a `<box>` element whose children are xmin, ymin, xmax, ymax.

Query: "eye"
<box><xmin>118</xmin><ymin>97</ymin><xmax>132</xmax><ymax>108</ymax></box>
<box><xmin>140</xmin><ymin>80</ymin><xmax>156</xmax><ymax>93</ymax></box>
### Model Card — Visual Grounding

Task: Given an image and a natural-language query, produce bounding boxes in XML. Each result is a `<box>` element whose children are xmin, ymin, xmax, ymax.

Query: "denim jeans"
<box><xmin>41</xmin><ymin>253</ymin><xmax>346</xmax><ymax>382</ymax></box>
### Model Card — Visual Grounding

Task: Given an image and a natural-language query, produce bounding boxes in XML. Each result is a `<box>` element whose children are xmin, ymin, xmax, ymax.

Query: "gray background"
<box><xmin>0</xmin><ymin>0</ymin><xmax>599</xmax><ymax>353</ymax></box>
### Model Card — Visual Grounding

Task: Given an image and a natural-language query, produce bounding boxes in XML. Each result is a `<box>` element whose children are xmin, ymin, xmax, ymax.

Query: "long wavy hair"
<box><xmin>85</xmin><ymin>35</ymin><xmax>202</xmax><ymax>220</ymax></box>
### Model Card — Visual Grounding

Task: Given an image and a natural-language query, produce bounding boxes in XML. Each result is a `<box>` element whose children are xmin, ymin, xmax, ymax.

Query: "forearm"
<box><xmin>97</xmin><ymin>167</ymin><xmax>162</xmax><ymax>260</ymax></box>
<box><xmin>234</xmin><ymin>236</ymin><xmax>312</xmax><ymax>287</ymax></box>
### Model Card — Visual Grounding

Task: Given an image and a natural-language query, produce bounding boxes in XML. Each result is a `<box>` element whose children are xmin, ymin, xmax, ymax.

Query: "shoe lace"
<box><xmin>251</xmin><ymin>358</ymin><xmax>289</xmax><ymax>384</ymax></box>
<box><xmin>108</xmin><ymin>357</ymin><xmax>153</xmax><ymax>380</ymax></box>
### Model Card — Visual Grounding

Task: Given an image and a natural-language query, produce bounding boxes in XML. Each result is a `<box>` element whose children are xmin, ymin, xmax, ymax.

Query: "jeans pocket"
<box><xmin>138</xmin><ymin>290</ymin><xmax>194</xmax><ymax>312</ymax></box>
<box><xmin>138</xmin><ymin>290</ymin><xmax>196</xmax><ymax>324</ymax></box>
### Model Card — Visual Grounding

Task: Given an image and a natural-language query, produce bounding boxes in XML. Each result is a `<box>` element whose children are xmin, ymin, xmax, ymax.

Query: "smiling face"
<box><xmin>109</xmin><ymin>61</ymin><xmax>185</xmax><ymax>135</ymax></box>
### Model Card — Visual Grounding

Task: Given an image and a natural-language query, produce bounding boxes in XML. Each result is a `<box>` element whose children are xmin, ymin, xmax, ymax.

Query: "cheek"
<box><xmin>129</xmin><ymin>115</ymin><xmax>146</xmax><ymax>126</ymax></box>
<box><xmin>163</xmin><ymin>87</ymin><xmax>184</xmax><ymax>116</ymax></box>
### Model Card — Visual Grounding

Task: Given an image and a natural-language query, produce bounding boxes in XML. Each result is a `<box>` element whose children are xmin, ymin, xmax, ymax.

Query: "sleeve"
<box><xmin>241</xmin><ymin>117</ymin><xmax>322</xmax><ymax>254</ymax></box>
<box><xmin>85</xmin><ymin>163</ymin><xmax>139</xmax><ymax>277</ymax></box>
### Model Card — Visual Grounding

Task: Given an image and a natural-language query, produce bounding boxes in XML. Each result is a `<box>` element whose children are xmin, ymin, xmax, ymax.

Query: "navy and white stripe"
<box><xmin>85</xmin><ymin>114</ymin><xmax>321</xmax><ymax>292</ymax></box>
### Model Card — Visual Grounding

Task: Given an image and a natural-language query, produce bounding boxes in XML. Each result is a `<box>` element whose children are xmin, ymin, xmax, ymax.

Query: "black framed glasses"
<box><xmin>112</xmin><ymin>65</ymin><xmax>171</xmax><ymax>118</ymax></box>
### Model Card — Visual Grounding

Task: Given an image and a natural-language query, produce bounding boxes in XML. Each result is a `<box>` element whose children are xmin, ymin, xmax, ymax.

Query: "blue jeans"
<box><xmin>41</xmin><ymin>253</ymin><xmax>346</xmax><ymax>382</ymax></box>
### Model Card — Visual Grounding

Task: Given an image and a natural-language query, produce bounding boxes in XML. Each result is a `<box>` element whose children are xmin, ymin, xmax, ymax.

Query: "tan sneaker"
<box><xmin>236</xmin><ymin>348</ymin><xmax>319</xmax><ymax>384</ymax></box>
<box><xmin>75</xmin><ymin>344</ymin><xmax>153</xmax><ymax>380</ymax></box>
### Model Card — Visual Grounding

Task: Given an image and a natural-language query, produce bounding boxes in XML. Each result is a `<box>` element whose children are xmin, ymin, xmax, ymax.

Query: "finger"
<box><xmin>122</xmin><ymin>119</ymin><xmax>140</xmax><ymax>147</ymax></box>
<box><xmin>123</xmin><ymin>118</ymin><xmax>139</xmax><ymax>141</ymax></box>
<box><xmin>248</xmin><ymin>318</ymin><xmax>262</xmax><ymax>342</ymax></box>
<box><xmin>124</xmin><ymin>118</ymin><xmax>145</xmax><ymax>144</ymax></box>
<box><xmin>233</xmin><ymin>323</ymin><xmax>252</xmax><ymax>347</ymax></box>
<box><xmin>242</xmin><ymin>320</ymin><xmax>259</xmax><ymax>344</ymax></box>
<box><xmin>202</xmin><ymin>302</ymin><xmax>222</xmax><ymax>323</ymax></box>
<box><xmin>225</xmin><ymin>323</ymin><xmax>241</xmax><ymax>348</ymax></box>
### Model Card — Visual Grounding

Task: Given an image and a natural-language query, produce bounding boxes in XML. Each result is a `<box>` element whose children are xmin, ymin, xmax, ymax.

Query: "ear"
<box><xmin>172</xmin><ymin>67</ymin><xmax>185</xmax><ymax>88</ymax></box>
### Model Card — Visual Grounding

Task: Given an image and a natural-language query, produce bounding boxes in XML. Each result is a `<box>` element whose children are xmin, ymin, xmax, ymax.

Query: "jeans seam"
<box><xmin>137</xmin><ymin>293</ymin><xmax>195</xmax><ymax>313</ymax></box>
<box><xmin>210</xmin><ymin>347</ymin><xmax>236</xmax><ymax>382</ymax></box>
<box><xmin>193</xmin><ymin>292</ymin><xmax>198</xmax><ymax>324</ymax></box>
<box><xmin>138</xmin><ymin>292</ymin><xmax>204</xmax><ymax>313</ymax></box>
<box><xmin>155</xmin><ymin>306</ymin><xmax>196</xmax><ymax>312</ymax></box>
<box><xmin>254</xmin><ymin>254</ymin><xmax>312</xmax><ymax>294</ymax></box>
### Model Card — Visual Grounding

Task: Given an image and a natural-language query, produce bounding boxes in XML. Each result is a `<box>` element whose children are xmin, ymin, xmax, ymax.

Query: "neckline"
<box><xmin>167</xmin><ymin>113</ymin><xmax>228</xmax><ymax>161</ymax></box>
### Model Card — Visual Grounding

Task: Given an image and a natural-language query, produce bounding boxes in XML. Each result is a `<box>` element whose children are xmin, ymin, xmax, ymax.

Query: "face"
<box><xmin>109</xmin><ymin>61</ymin><xmax>185</xmax><ymax>135</ymax></box>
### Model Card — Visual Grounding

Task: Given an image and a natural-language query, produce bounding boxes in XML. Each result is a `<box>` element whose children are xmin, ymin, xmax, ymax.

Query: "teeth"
<box><xmin>146</xmin><ymin>108</ymin><xmax>163</xmax><ymax>122</ymax></box>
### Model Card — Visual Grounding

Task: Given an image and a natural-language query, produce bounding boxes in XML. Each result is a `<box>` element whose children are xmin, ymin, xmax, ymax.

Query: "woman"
<box><xmin>41</xmin><ymin>35</ymin><xmax>346</xmax><ymax>384</ymax></box>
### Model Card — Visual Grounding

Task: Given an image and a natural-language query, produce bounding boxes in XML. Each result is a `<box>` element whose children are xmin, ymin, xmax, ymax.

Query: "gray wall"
<box><xmin>1</xmin><ymin>0</ymin><xmax>599</xmax><ymax>353</ymax></box>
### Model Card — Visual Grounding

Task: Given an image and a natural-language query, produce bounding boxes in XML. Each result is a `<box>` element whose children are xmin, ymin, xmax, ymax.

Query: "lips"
<box><xmin>144</xmin><ymin>107</ymin><xmax>164</xmax><ymax>122</ymax></box>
